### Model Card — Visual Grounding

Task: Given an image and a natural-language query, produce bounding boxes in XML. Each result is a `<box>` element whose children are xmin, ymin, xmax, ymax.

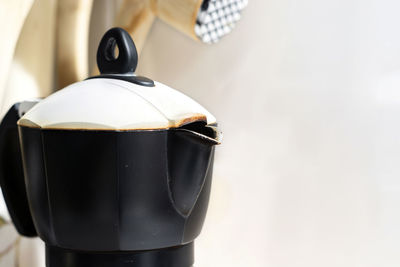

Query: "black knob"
<box><xmin>97</xmin><ymin>27</ymin><xmax>138</xmax><ymax>74</ymax></box>
<box><xmin>91</xmin><ymin>27</ymin><xmax>154</xmax><ymax>87</ymax></box>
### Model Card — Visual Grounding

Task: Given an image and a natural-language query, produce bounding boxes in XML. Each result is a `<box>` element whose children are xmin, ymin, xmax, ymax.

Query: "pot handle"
<box><xmin>0</xmin><ymin>102</ymin><xmax>37</xmax><ymax>236</ymax></box>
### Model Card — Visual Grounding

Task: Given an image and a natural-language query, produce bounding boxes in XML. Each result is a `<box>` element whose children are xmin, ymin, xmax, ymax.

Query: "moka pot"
<box><xmin>0</xmin><ymin>28</ymin><xmax>221</xmax><ymax>267</ymax></box>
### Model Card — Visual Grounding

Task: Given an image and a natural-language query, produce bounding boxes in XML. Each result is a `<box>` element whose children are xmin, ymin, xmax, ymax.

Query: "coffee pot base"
<box><xmin>46</xmin><ymin>242</ymin><xmax>194</xmax><ymax>267</ymax></box>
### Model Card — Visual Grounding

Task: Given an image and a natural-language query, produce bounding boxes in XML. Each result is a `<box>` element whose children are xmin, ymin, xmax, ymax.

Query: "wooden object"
<box><xmin>1</xmin><ymin>0</ymin><xmax>56</xmax><ymax>116</ymax></box>
<box><xmin>115</xmin><ymin>0</ymin><xmax>156</xmax><ymax>54</ymax></box>
<box><xmin>0</xmin><ymin>0</ymin><xmax>34</xmax><ymax>115</ymax></box>
<box><xmin>56</xmin><ymin>0</ymin><xmax>93</xmax><ymax>89</ymax></box>
<box><xmin>155</xmin><ymin>0</ymin><xmax>202</xmax><ymax>40</ymax></box>
<box><xmin>89</xmin><ymin>0</ymin><xmax>201</xmax><ymax>76</ymax></box>
<box><xmin>115</xmin><ymin>0</ymin><xmax>202</xmax><ymax>52</ymax></box>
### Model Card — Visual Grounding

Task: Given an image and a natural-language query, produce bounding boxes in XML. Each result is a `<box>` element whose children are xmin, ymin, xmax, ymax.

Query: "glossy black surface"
<box><xmin>18</xmin><ymin>126</ymin><xmax>214</xmax><ymax>251</ymax></box>
<box><xmin>87</xmin><ymin>74</ymin><xmax>154</xmax><ymax>87</ymax></box>
<box><xmin>97</xmin><ymin>27</ymin><xmax>138</xmax><ymax>74</ymax></box>
<box><xmin>0</xmin><ymin>104</ymin><xmax>36</xmax><ymax>236</ymax></box>
<box><xmin>92</xmin><ymin>27</ymin><xmax>154</xmax><ymax>87</ymax></box>
<box><xmin>46</xmin><ymin>243</ymin><xmax>194</xmax><ymax>267</ymax></box>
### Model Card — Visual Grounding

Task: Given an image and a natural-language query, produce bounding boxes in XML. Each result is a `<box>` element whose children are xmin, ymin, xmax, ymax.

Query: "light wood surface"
<box><xmin>155</xmin><ymin>0</ymin><xmax>201</xmax><ymax>41</ymax></box>
<box><xmin>0</xmin><ymin>0</ymin><xmax>34</xmax><ymax>115</ymax></box>
<box><xmin>91</xmin><ymin>0</ymin><xmax>202</xmax><ymax>76</ymax></box>
<box><xmin>114</xmin><ymin>0</ymin><xmax>202</xmax><ymax>52</ymax></box>
<box><xmin>1</xmin><ymin>0</ymin><xmax>203</xmax><ymax>102</ymax></box>
<box><xmin>115</xmin><ymin>0</ymin><xmax>156</xmax><ymax>54</ymax></box>
<box><xmin>56</xmin><ymin>0</ymin><xmax>93</xmax><ymax>89</ymax></box>
<box><xmin>1</xmin><ymin>0</ymin><xmax>56</xmax><ymax>117</ymax></box>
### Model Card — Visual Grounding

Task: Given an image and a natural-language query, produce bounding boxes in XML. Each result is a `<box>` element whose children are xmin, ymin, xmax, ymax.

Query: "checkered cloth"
<box><xmin>195</xmin><ymin>0</ymin><xmax>248</xmax><ymax>43</ymax></box>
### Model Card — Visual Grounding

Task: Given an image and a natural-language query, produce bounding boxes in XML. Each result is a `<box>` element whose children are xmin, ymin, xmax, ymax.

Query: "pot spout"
<box><xmin>174</xmin><ymin>122</ymin><xmax>222</xmax><ymax>146</ymax></box>
<box><xmin>167</xmin><ymin>121</ymin><xmax>221</xmax><ymax>217</ymax></box>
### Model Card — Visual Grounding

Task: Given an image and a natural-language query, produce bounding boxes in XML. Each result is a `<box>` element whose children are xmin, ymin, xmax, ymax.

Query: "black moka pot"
<box><xmin>0</xmin><ymin>28</ymin><xmax>221</xmax><ymax>267</ymax></box>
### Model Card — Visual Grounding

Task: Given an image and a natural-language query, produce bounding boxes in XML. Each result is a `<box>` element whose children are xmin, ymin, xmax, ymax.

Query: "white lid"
<box><xmin>18</xmin><ymin>78</ymin><xmax>216</xmax><ymax>130</ymax></box>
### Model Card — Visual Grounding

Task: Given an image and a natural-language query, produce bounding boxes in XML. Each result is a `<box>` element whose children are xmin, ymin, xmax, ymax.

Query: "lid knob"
<box><xmin>97</xmin><ymin>27</ymin><xmax>138</xmax><ymax>74</ymax></box>
<box><xmin>91</xmin><ymin>27</ymin><xmax>154</xmax><ymax>86</ymax></box>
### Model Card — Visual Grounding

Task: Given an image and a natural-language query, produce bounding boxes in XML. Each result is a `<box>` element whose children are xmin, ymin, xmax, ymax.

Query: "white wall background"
<box><xmin>137</xmin><ymin>0</ymin><xmax>400</xmax><ymax>266</ymax></box>
<box><xmin>3</xmin><ymin>0</ymin><xmax>400</xmax><ymax>266</ymax></box>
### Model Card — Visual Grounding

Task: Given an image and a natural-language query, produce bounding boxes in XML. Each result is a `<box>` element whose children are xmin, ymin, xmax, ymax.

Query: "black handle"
<box><xmin>97</xmin><ymin>27</ymin><xmax>138</xmax><ymax>75</ymax></box>
<box><xmin>0</xmin><ymin>103</ymin><xmax>37</xmax><ymax>236</ymax></box>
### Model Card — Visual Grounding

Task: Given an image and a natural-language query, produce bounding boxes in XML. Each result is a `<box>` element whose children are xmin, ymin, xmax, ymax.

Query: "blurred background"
<box><xmin>2</xmin><ymin>0</ymin><xmax>400</xmax><ymax>266</ymax></box>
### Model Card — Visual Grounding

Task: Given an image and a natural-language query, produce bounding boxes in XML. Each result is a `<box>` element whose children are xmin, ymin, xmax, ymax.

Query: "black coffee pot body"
<box><xmin>0</xmin><ymin>28</ymin><xmax>220</xmax><ymax>267</ymax></box>
<box><xmin>0</xmin><ymin>106</ymin><xmax>215</xmax><ymax>250</ymax></box>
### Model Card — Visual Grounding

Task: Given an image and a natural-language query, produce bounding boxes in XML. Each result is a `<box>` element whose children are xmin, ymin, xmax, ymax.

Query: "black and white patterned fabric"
<box><xmin>195</xmin><ymin>0</ymin><xmax>248</xmax><ymax>43</ymax></box>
